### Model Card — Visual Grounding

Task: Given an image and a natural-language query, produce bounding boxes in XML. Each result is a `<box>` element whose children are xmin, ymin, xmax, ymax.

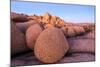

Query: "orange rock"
<box><xmin>60</xmin><ymin>27</ymin><xmax>67</xmax><ymax>37</ymax></box>
<box><xmin>16</xmin><ymin>20</ymin><xmax>37</xmax><ymax>34</ymax></box>
<box><xmin>43</xmin><ymin>12</ymin><xmax>51</xmax><ymax>21</ymax></box>
<box><xmin>27</xmin><ymin>14</ymin><xmax>42</xmax><ymax>22</ymax></box>
<box><xmin>72</xmin><ymin>26</ymin><xmax>85</xmax><ymax>35</ymax></box>
<box><xmin>34</xmin><ymin>27</ymin><xmax>69</xmax><ymax>63</ymax></box>
<box><xmin>26</xmin><ymin>24</ymin><xmax>43</xmax><ymax>50</ymax></box>
<box><xmin>44</xmin><ymin>24</ymin><xmax>54</xmax><ymax>29</ymax></box>
<box><xmin>79</xmin><ymin>23</ymin><xmax>95</xmax><ymax>32</ymax></box>
<box><xmin>41</xmin><ymin>12</ymin><xmax>65</xmax><ymax>28</ymax></box>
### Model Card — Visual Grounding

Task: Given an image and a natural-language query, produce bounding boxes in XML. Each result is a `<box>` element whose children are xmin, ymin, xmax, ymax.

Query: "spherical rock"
<box><xmin>26</xmin><ymin>24</ymin><xmax>43</xmax><ymax>50</ymax></box>
<box><xmin>34</xmin><ymin>27</ymin><xmax>69</xmax><ymax>63</ymax></box>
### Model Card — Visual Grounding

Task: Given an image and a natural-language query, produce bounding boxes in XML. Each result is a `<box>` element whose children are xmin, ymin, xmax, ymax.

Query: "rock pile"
<box><xmin>11</xmin><ymin>12</ymin><xmax>95</xmax><ymax>66</ymax></box>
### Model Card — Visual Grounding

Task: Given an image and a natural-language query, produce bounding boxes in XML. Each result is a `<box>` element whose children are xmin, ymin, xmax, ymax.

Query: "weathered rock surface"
<box><xmin>11</xmin><ymin>12</ymin><xmax>95</xmax><ymax>66</ymax></box>
<box><xmin>68</xmin><ymin>38</ymin><xmax>95</xmax><ymax>53</ymax></box>
<box><xmin>34</xmin><ymin>27</ymin><xmax>69</xmax><ymax>63</ymax></box>
<box><xmin>11</xmin><ymin>12</ymin><xmax>95</xmax><ymax>37</ymax></box>
<box><xmin>26</xmin><ymin>24</ymin><xmax>43</xmax><ymax>50</ymax></box>
<box><xmin>67</xmin><ymin>29</ymin><xmax>95</xmax><ymax>53</ymax></box>
<box><xmin>11</xmin><ymin>22</ymin><xmax>30</xmax><ymax>55</ymax></box>
<box><xmin>16</xmin><ymin>20</ymin><xmax>38</xmax><ymax>34</ymax></box>
<box><xmin>44</xmin><ymin>23</ymin><xmax>54</xmax><ymax>29</ymax></box>
<box><xmin>11</xmin><ymin>52</ymin><xmax>95</xmax><ymax>66</ymax></box>
<box><xmin>11</xmin><ymin>52</ymin><xmax>41</xmax><ymax>66</ymax></box>
<box><xmin>59</xmin><ymin>53</ymin><xmax>95</xmax><ymax>63</ymax></box>
<box><xmin>11</xmin><ymin>12</ymin><xmax>29</xmax><ymax>22</ymax></box>
<box><xmin>42</xmin><ymin>13</ymin><xmax>65</xmax><ymax>28</ymax></box>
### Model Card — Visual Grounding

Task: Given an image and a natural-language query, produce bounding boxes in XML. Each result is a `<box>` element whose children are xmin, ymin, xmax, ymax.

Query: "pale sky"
<box><xmin>11</xmin><ymin>1</ymin><xmax>95</xmax><ymax>23</ymax></box>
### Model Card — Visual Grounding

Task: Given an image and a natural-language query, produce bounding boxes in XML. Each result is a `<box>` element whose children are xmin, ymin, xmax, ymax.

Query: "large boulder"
<box><xmin>34</xmin><ymin>27</ymin><xmax>69</xmax><ymax>63</ymax></box>
<box><xmin>26</xmin><ymin>24</ymin><xmax>43</xmax><ymax>50</ymax></box>
<box><xmin>11</xmin><ymin>22</ymin><xmax>30</xmax><ymax>55</ymax></box>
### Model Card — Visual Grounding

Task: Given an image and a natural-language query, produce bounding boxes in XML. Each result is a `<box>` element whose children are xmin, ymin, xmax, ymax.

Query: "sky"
<box><xmin>11</xmin><ymin>1</ymin><xmax>95</xmax><ymax>23</ymax></box>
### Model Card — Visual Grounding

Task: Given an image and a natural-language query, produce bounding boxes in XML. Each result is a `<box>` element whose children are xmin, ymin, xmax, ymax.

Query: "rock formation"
<box><xmin>34</xmin><ymin>27</ymin><xmax>69</xmax><ymax>63</ymax></box>
<box><xmin>11</xmin><ymin>12</ymin><xmax>95</xmax><ymax>66</ymax></box>
<box><xmin>26</xmin><ymin>24</ymin><xmax>43</xmax><ymax>50</ymax></box>
<box><xmin>11</xmin><ymin>12</ymin><xmax>94</xmax><ymax>37</ymax></box>
<box><xmin>11</xmin><ymin>22</ymin><xmax>30</xmax><ymax>56</ymax></box>
<box><xmin>11</xmin><ymin>12</ymin><xmax>29</xmax><ymax>22</ymax></box>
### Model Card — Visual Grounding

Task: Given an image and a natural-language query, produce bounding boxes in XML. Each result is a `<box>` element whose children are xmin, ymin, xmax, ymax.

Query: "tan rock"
<box><xmin>61</xmin><ymin>26</ymin><xmax>76</xmax><ymax>37</ymax></box>
<box><xmin>41</xmin><ymin>13</ymin><xmax>65</xmax><ymax>28</ymax></box>
<box><xmin>72</xmin><ymin>26</ymin><xmax>85</xmax><ymax>35</ymax></box>
<box><xmin>43</xmin><ymin>12</ymin><xmax>51</xmax><ymax>21</ymax></box>
<box><xmin>27</xmin><ymin>14</ymin><xmax>42</xmax><ymax>22</ymax></box>
<box><xmin>34</xmin><ymin>27</ymin><xmax>69</xmax><ymax>63</ymax></box>
<box><xmin>44</xmin><ymin>24</ymin><xmax>54</xmax><ymax>29</ymax></box>
<box><xmin>72</xmin><ymin>29</ymin><xmax>95</xmax><ymax>39</ymax></box>
<box><xmin>80</xmin><ymin>23</ymin><xmax>95</xmax><ymax>32</ymax></box>
<box><xmin>11</xmin><ymin>22</ymin><xmax>30</xmax><ymax>55</ymax></box>
<box><xmin>11</xmin><ymin>12</ymin><xmax>28</xmax><ymax>22</ymax></box>
<box><xmin>16</xmin><ymin>20</ymin><xmax>37</xmax><ymax>34</ymax></box>
<box><xmin>26</xmin><ymin>24</ymin><xmax>43</xmax><ymax>50</ymax></box>
<box><xmin>61</xmin><ymin>25</ymin><xmax>91</xmax><ymax>37</ymax></box>
<box><xmin>60</xmin><ymin>27</ymin><xmax>67</xmax><ymax>37</ymax></box>
<box><xmin>67</xmin><ymin>26</ymin><xmax>76</xmax><ymax>37</ymax></box>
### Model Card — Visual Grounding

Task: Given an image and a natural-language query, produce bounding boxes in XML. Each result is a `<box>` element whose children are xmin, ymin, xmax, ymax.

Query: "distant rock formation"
<box><xmin>11</xmin><ymin>12</ymin><xmax>95</xmax><ymax>37</ymax></box>
<box><xmin>11</xmin><ymin>12</ymin><xmax>29</xmax><ymax>22</ymax></box>
<box><xmin>27</xmin><ymin>12</ymin><xmax>65</xmax><ymax>28</ymax></box>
